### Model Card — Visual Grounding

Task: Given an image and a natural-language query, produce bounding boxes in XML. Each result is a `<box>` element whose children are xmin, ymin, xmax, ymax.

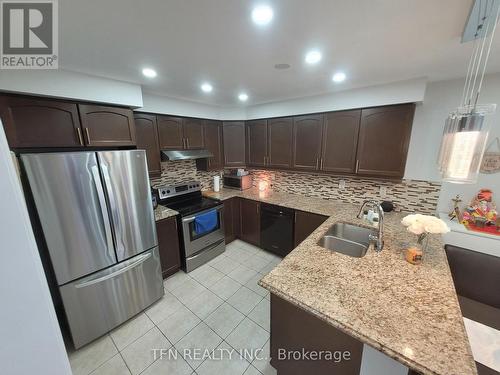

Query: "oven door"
<box><xmin>182</xmin><ymin>205</ymin><xmax>225</xmax><ymax>256</ymax></box>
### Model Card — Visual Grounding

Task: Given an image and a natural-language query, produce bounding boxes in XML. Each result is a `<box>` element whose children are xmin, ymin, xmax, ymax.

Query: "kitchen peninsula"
<box><xmin>205</xmin><ymin>188</ymin><xmax>477</xmax><ymax>375</ymax></box>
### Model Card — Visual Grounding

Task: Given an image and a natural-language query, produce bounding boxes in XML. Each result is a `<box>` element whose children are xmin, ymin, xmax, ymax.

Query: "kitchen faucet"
<box><xmin>356</xmin><ymin>200</ymin><xmax>384</xmax><ymax>251</ymax></box>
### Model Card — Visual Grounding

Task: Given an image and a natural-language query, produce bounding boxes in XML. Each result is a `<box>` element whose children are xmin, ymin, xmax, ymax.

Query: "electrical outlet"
<box><xmin>380</xmin><ymin>186</ymin><xmax>387</xmax><ymax>198</ymax></box>
<box><xmin>339</xmin><ymin>180</ymin><xmax>346</xmax><ymax>190</ymax></box>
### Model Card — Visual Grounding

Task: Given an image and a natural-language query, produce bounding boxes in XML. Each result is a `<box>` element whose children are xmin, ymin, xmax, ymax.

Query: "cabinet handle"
<box><xmin>320</xmin><ymin>158</ymin><xmax>323</xmax><ymax>170</ymax></box>
<box><xmin>76</xmin><ymin>127</ymin><xmax>84</xmax><ymax>145</ymax></box>
<box><xmin>256</xmin><ymin>204</ymin><xmax>259</xmax><ymax>214</ymax></box>
<box><xmin>84</xmin><ymin>127</ymin><xmax>91</xmax><ymax>144</ymax></box>
<box><xmin>355</xmin><ymin>160</ymin><xmax>360</xmax><ymax>173</ymax></box>
<box><xmin>316</xmin><ymin>157</ymin><xmax>319</xmax><ymax>169</ymax></box>
<box><xmin>186</xmin><ymin>138</ymin><xmax>189</xmax><ymax>149</ymax></box>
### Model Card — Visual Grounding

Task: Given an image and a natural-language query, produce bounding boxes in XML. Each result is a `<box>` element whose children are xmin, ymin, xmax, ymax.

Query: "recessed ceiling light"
<box><xmin>332</xmin><ymin>72</ymin><xmax>346</xmax><ymax>83</ymax></box>
<box><xmin>201</xmin><ymin>83</ymin><xmax>213</xmax><ymax>93</ymax></box>
<box><xmin>305</xmin><ymin>50</ymin><xmax>322</xmax><ymax>64</ymax></box>
<box><xmin>238</xmin><ymin>93</ymin><xmax>249</xmax><ymax>102</ymax></box>
<box><xmin>142</xmin><ymin>68</ymin><xmax>157</xmax><ymax>78</ymax></box>
<box><xmin>251</xmin><ymin>5</ymin><xmax>273</xmax><ymax>26</ymax></box>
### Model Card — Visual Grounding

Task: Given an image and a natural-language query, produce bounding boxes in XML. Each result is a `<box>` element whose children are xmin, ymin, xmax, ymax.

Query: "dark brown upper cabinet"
<box><xmin>356</xmin><ymin>104</ymin><xmax>415</xmax><ymax>178</ymax></box>
<box><xmin>246</xmin><ymin>119</ymin><xmax>268</xmax><ymax>167</ymax></box>
<box><xmin>268</xmin><ymin>117</ymin><xmax>293</xmax><ymax>169</ymax></box>
<box><xmin>134</xmin><ymin>113</ymin><xmax>161</xmax><ymax>177</ymax></box>
<box><xmin>321</xmin><ymin>110</ymin><xmax>361</xmax><ymax>174</ymax></box>
<box><xmin>239</xmin><ymin>199</ymin><xmax>261</xmax><ymax>246</ymax></box>
<box><xmin>157</xmin><ymin>115</ymin><xmax>184</xmax><ymax>150</ymax></box>
<box><xmin>183</xmin><ymin>118</ymin><xmax>204</xmax><ymax>149</ymax></box>
<box><xmin>0</xmin><ymin>95</ymin><xmax>83</xmax><ymax>148</ymax></box>
<box><xmin>157</xmin><ymin>116</ymin><xmax>204</xmax><ymax>150</ymax></box>
<box><xmin>223</xmin><ymin>121</ymin><xmax>246</xmax><ymax>167</ymax></box>
<box><xmin>292</xmin><ymin>114</ymin><xmax>324</xmax><ymax>171</ymax></box>
<box><xmin>78</xmin><ymin>104</ymin><xmax>136</xmax><ymax>147</ymax></box>
<box><xmin>196</xmin><ymin>120</ymin><xmax>223</xmax><ymax>171</ymax></box>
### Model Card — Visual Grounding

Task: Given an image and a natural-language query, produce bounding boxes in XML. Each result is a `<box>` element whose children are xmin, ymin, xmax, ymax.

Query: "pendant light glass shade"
<box><xmin>438</xmin><ymin>104</ymin><xmax>495</xmax><ymax>183</ymax></box>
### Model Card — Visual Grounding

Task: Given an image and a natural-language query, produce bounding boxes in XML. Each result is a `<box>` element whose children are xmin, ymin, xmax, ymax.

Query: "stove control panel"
<box><xmin>157</xmin><ymin>181</ymin><xmax>201</xmax><ymax>200</ymax></box>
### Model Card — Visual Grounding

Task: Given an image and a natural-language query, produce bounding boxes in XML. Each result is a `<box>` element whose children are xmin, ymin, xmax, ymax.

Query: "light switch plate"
<box><xmin>339</xmin><ymin>180</ymin><xmax>346</xmax><ymax>189</ymax></box>
<box><xmin>380</xmin><ymin>186</ymin><xmax>387</xmax><ymax>198</ymax></box>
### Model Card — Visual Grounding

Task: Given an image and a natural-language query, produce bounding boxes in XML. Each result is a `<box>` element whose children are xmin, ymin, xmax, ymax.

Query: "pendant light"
<box><xmin>438</xmin><ymin>0</ymin><xmax>500</xmax><ymax>184</ymax></box>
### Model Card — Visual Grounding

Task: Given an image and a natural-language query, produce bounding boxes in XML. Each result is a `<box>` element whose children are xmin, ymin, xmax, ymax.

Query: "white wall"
<box><xmin>0</xmin><ymin>69</ymin><xmax>143</xmax><ymax>107</ymax></box>
<box><xmin>0</xmin><ymin>124</ymin><xmax>71</xmax><ymax>374</ymax></box>
<box><xmin>140</xmin><ymin>78</ymin><xmax>426</xmax><ymax>121</ymax></box>
<box><xmin>405</xmin><ymin>73</ymin><xmax>500</xmax><ymax>213</ymax></box>
<box><xmin>245</xmin><ymin>78</ymin><xmax>427</xmax><ymax>120</ymax></box>
<box><xmin>140</xmin><ymin>92</ymin><xmax>246</xmax><ymax>120</ymax></box>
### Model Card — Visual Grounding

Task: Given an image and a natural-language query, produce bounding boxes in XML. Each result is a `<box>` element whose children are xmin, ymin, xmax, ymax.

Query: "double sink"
<box><xmin>318</xmin><ymin>222</ymin><xmax>376</xmax><ymax>258</ymax></box>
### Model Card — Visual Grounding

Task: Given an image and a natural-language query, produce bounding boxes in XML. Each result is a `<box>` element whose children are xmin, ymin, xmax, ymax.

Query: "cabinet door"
<box><xmin>0</xmin><ymin>95</ymin><xmax>83</xmax><ymax>148</ymax></box>
<box><xmin>357</xmin><ymin>104</ymin><xmax>415</xmax><ymax>178</ymax></box>
<box><xmin>223</xmin><ymin>121</ymin><xmax>246</xmax><ymax>167</ymax></box>
<box><xmin>202</xmin><ymin>120</ymin><xmax>223</xmax><ymax>170</ymax></box>
<box><xmin>134</xmin><ymin>113</ymin><xmax>161</xmax><ymax>177</ymax></box>
<box><xmin>321</xmin><ymin>110</ymin><xmax>361</xmax><ymax>173</ymax></box>
<box><xmin>292</xmin><ymin>114</ymin><xmax>324</xmax><ymax>171</ymax></box>
<box><xmin>223</xmin><ymin>198</ymin><xmax>235</xmax><ymax>244</ymax></box>
<box><xmin>246</xmin><ymin>120</ymin><xmax>268</xmax><ymax>167</ymax></box>
<box><xmin>240</xmin><ymin>199</ymin><xmax>260</xmax><ymax>246</ymax></box>
<box><xmin>156</xmin><ymin>216</ymin><xmax>181</xmax><ymax>278</ymax></box>
<box><xmin>157</xmin><ymin>115</ymin><xmax>184</xmax><ymax>150</ymax></box>
<box><xmin>78</xmin><ymin>104</ymin><xmax>136</xmax><ymax>147</ymax></box>
<box><xmin>268</xmin><ymin>117</ymin><xmax>293</xmax><ymax>168</ymax></box>
<box><xmin>294</xmin><ymin>210</ymin><xmax>328</xmax><ymax>247</ymax></box>
<box><xmin>183</xmin><ymin>118</ymin><xmax>204</xmax><ymax>149</ymax></box>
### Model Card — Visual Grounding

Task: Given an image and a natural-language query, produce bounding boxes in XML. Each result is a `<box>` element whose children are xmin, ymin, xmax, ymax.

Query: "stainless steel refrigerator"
<box><xmin>21</xmin><ymin>150</ymin><xmax>164</xmax><ymax>348</ymax></box>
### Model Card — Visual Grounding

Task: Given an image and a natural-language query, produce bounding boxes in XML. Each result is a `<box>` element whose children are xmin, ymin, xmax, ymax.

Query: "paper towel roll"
<box><xmin>213</xmin><ymin>175</ymin><xmax>220</xmax><ymax>192</ymax></box>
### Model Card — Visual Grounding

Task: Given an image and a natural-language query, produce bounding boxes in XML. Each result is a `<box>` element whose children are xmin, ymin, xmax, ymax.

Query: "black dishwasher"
<box><xmin>260</xmin><ymin>203</ymin><xmax>294</xmax><ymax>257</ymax></box>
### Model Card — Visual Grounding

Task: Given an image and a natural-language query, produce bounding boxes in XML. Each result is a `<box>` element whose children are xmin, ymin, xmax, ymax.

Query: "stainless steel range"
<box><xmin>157</xmin><ymin>181</ymin><xmax>225</xmax><ymax>272</ymax></box>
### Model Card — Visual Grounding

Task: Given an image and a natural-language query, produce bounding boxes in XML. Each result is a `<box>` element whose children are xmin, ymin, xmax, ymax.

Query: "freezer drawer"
<box><xmin>60</xmin><ymin>247</ymin><xmax>163</xmax><ymax>349</ymax></box>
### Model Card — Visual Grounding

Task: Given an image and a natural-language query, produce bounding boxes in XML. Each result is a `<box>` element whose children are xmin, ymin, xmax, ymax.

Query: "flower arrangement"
<box><xmin>401</xmin><ymin>214</ymin><xmax>450</xmax><ymax>264</ymax></box>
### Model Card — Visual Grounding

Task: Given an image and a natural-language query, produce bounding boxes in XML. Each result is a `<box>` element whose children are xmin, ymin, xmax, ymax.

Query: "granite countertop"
<box><xmin>154</xmin><ymin>205</ymin><xmax>178</xmax><ymax>221</ymax></box>
<box><xmin>204</xmin><ymin>188</ymin><xmax>477</xmax><ymax>375</ymax></box>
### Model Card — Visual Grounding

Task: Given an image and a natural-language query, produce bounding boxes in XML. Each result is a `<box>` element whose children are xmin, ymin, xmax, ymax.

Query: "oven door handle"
<box><xmin>182</xmin><ymin>205</ymin><xmax>223</xmax><ymax>223</ymax></box>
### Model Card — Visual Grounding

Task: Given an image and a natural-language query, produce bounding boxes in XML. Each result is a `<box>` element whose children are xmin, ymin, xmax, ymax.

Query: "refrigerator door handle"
<box><xmin>90</xmin><ymin>165</ymin><xmax>115</xmax><ymax>261</ymax></box>
<box><xmin>74</xmin><ymin>252</ymin><xmax>152</xmax><ymax>289</ymax></box>
<box><xmin>100</xmin><ymin>164</ymin><xmax>125</xmax><ymax>258</ymax></box>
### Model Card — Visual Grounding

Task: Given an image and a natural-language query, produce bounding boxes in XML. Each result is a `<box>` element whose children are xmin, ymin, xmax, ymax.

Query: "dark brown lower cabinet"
<box><xmin>239</xmin><ymin>199</ymin><xmax>260</xmax><ymax>246</ymax></box>
<box><xmin>294</xmin><ymin>210</ymin><xmax>328</xmax><ymax>247</ymax></box>
<box><xmin>223</xmin><ymin>198</ymin><xmax>235</xmax><ymax>244</ymax></box>
<box><xmin>270</xmin><ymin>294</ymin><xmax>363</xmax><ymax>375</ymax></box>
<box><xmin>156</xmin><ymin>216</ymin><xmax>181</xmax><ymax>278</ymax></box>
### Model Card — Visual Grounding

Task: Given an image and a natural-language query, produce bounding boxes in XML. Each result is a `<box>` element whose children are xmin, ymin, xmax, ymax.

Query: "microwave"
<box><xmin>223</xmin><ymin>174</ymin><xmax>252</xmax><ymax>190</ymax></box>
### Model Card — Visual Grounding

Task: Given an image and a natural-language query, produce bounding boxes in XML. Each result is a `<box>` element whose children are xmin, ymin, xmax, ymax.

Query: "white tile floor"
<box><xmin>67</xmin><ymin>240</ymin><xmax>281</xmax><ymax>375</ymax></box>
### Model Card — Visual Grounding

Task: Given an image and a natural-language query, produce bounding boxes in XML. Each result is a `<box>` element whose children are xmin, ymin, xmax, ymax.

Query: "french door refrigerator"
<box><xmin>21</xmin><ymin>150</ymin><xmax>164</xmax><ymax>348</ymax></box>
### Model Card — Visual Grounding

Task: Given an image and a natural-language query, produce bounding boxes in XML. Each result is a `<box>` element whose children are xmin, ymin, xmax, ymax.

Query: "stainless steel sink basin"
<box><xmin>318</xmin><ymin>223</ymin><xmax>376</xmax><ymax>258</ymax></box>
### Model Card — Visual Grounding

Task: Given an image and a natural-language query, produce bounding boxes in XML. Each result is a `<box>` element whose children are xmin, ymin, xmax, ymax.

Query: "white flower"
<box><xmin>401</xmin><ymin>214</ymin><xmax>450</xmax><ymax>235</ymax></box>
<box><xmin>424</xmin><ymin>216</ymin><xmax>450</xmax><ymax>234</ymax></box>
<box><xmin>407</xmin><ymin>221</ymin><xmax>426</xmax><ymax>235</ymax></box>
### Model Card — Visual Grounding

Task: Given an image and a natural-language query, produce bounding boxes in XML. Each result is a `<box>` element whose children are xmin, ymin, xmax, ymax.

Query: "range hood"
<box><xmin>160</xmin><ymin>149</ymin><xmax>213</xmax><ymax>161</ymax></box>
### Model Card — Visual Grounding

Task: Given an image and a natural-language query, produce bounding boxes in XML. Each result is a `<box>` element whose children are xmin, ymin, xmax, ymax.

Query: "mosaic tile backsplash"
<box><xmin>150</xmin><ymin>161</ymin><xmax>441</xmax><ymax>214</ymax></box>
<box><xmin>150</xmin><ymin>160</ymin><xmax>223</xmax><ymax>191</ymax></box>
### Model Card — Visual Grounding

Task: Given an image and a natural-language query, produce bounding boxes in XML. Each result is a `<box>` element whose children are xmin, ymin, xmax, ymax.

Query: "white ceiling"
<box><xmin>59</xmin><ymin>0</ymin><xmax>500</xmax><ymax>107</ymax></box>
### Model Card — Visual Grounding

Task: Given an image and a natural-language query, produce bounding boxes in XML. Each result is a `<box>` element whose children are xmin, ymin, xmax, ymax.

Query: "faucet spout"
<box><xmin>357</xmin><ymin>200</ymin><xmax>384</xmax><ymax>251</ymax></box>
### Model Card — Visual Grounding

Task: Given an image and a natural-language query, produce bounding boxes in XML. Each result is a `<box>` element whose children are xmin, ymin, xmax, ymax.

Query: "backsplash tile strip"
<box><xmin>248</xmin><ymin>169</ymin><xmax>441</xmax><ymax>214</ymax></box>
<box><xmin>150</xmin><ymin>160</ymin><xmax>223</xmax><ymax>191</ymax></box>
<box><xmin>150</xmin><ymin>161</ymin><xmax>441</xmax><ymax>214</ymax></box>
